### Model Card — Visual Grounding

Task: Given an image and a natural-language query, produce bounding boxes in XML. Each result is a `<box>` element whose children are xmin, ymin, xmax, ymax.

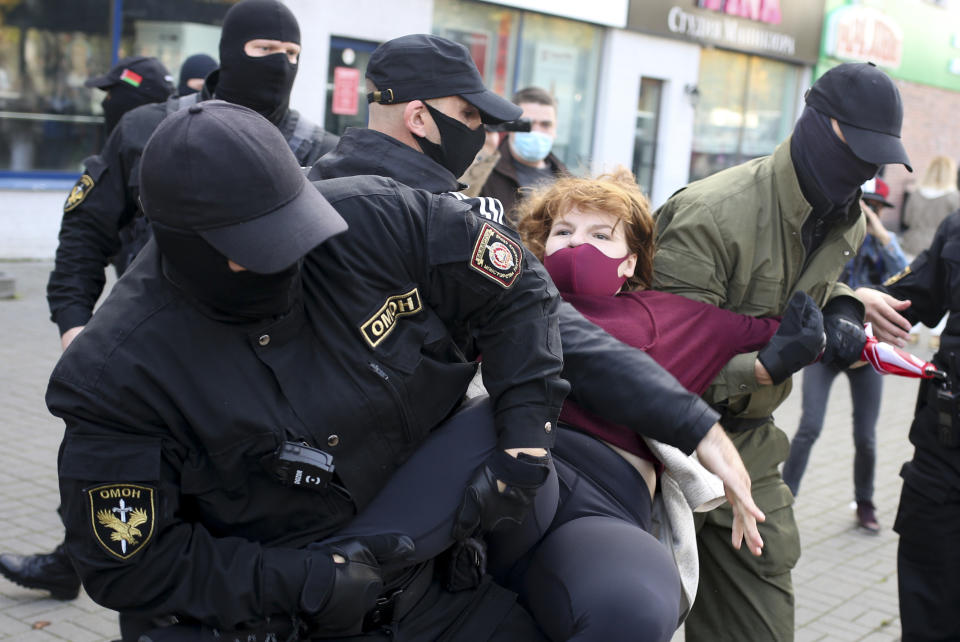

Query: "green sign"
<box><xmin>818</xmin><ymin>0</ymin><xmax>960</xmax><ymax>91</ymax></box>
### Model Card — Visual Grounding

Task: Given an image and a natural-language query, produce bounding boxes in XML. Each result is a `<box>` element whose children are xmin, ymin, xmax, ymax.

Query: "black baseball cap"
<box><xmin>139</xmin><ymin>101</ymin><xmax>347</xmax><ymax>274</ymax></box>
<box><xmin>805</xmin><ymin>62</ymin><xmax>912</xmax><ymax>172</ymax></box>
<box><xmin>366</xmin><ymin>34</ymin><xmax>522</xmax><ymax>125</ymax></box>
<box><xmin>85</xmin><ymin>56</ymin><xmax>175</xmax><ymax>102</ymax></box>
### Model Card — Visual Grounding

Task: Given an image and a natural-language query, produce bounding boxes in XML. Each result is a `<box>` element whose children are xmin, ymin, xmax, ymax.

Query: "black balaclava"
<box><xmin>102</xmin><ymin>83</ymin><xmax>155</xmax><ymax>134</ymax></box>
<box><xmin>791</xmin><ymin>106</ymin><xmax>880</xmax><ymax>213</ymax></box>
<box><xmin>215</xmin><ymin>0</ymin><xmax>300</xmax><ymax>126</ymax></box>
<box><xmin>414</xmin><ymin>102</ymin><xmax>486</xmax><ymax>178</ymax></box>
<box><xmin>153</xmin><ymin>222</ymin><xmax>300</xmax><ymax>321</ymax></box>
<box><xmin>178</xmin><ymin>53</ymin><xmax>218</xmax><ymax>96</ymax></box>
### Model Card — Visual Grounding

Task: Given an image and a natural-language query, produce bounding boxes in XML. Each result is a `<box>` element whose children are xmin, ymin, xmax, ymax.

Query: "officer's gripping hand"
<box><xmin>453</xmin><ymin>449</ymin><xmax>551</xmax><ymax>541</ymax></box>
<box><xmin>821</xmin><ymin>297</ymin><xmax>868</xmax><ymax>369</ymax></box>
<box><xmin>302</xmin><ymin>534</ymin><xmax>415</xmax><ymax>635</ymax></box>
<box><xmin>757</xmin><ymin>291</ymin><xmax>825</xmax><ymax>385</ymax></box>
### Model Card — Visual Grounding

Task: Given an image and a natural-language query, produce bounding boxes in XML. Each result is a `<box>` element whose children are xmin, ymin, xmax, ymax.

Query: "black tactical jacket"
<box><xmin>310</xmin><ymin>127</ymin><xmax>719</xmax><ymax>453</ymax></box>
<box><xmin>51</xmin><ymin>176</ymin><xmax>566</xmax><ymax>629</ymax></box>
<box><xmin>880</xmin><ymin>210</ymin><xmax>960</xmax><ymax>491</ymax></box>
<box><xmin>48</xmin><ymin>72</ymin><xmax>339</xmax><ymax>335</ymax></box>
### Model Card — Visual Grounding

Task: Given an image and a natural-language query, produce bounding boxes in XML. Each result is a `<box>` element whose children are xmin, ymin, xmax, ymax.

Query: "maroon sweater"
<box><xmin>560</xmin><ymin>290</ymin><xmax>779</xmax><ymax>461</ymax></box>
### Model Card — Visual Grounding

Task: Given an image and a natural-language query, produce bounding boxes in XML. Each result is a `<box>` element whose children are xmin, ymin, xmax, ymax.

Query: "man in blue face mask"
<box><xmin>479</xmin><ymin>86</ymin><xmax>568</xmax><ymax>227</ymax></box>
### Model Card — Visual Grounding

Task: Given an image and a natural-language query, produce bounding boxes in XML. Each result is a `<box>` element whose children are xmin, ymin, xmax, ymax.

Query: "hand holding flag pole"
<box><xmin>860</xmin><ymin>323</ymin><xmax>944</xmax><ymax>381</ymax></box>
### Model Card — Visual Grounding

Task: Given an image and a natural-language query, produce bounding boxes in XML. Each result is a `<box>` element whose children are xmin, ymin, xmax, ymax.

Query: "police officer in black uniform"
<box><xmin>52</xmin><ymin>100</ymin><xmax>565</xmax><ymax>641</ymax></box>
<box><xmin>0</xmin><ymin>55</ymin><xmax>175</xmax><ymax>601</ymax></box>
<box><xmin>86</xmin><ymin>56</ymin><xmax>176</xmax><ymax>137</ymax></box>
<box><xmin>47</xmin><ymin>0</ymin><xmax>338</xmax><ymax>353</ymax></box>
<box><xmin>309</xmin><ymin>34</ymin><xmax>763</xmax><ymax>526</ymax></box>
<box><xmin>857</xmin><ymin>211</ymin><xmax>960</xmax><ymax>641</ymax></box>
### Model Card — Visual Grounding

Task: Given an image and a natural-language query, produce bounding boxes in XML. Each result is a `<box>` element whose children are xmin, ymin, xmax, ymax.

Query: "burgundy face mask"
<box><xmin>543</xmin><ymin>243</ymin><xmax>629</xmax><ymax>296</ymax></box>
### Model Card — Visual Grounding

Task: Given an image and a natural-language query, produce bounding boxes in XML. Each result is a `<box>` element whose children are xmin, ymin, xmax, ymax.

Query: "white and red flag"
<box><xmin>861</xmin><ymin>324</ymin><xmax>942</xmax><ymax>379</ymax></box>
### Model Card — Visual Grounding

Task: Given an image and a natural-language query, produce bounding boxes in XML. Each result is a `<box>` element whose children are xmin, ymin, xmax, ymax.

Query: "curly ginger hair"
<box><xmin>515</xmin><ymin>167</ymin><xmax>656</xmax><ymax>292</ymax></box>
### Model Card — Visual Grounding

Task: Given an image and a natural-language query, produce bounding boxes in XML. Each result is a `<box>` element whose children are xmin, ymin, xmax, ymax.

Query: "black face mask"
<box><xmin>102</xmin><ymin>84</ymin><xmax>153</xmax><ymax>135</ymax></box>
<box><xmin>414</xmin><ymin>102</ymin><xmax>486</xmax><ymax>179</ymax></box>
<box><xmin>791</xmin><ymin>106</ymin><xmax>880</xmax><ymax>209</ymax></box>
<box><xmin>215</xmin><ymin>0</ymin><xmax>300</xmax><ymax>125</ymax></box>
<box><xmin>153</xmin><ymin>222</ymin><xmax>300</xmax><ymax>321</ymax></box>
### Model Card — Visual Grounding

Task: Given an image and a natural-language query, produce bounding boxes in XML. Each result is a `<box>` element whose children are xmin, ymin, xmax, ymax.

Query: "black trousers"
<box><xmin>343</xmin><ymin>409</ymin><xmax>682</xmax><ymax>641</ymax></box>
<box><xmin>895</xmin><ymin>402</ymin><xmax>960</xmax><ymax>642</ymax></box>
<box><xmin>507</xmin><ymin>428</ymin><xmax>682</xmax><ymax>642</ymax></box>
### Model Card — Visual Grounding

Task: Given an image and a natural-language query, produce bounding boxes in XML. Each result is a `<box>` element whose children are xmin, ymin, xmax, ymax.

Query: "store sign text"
<box><xmin>667</xmin><ymin>6</ymin><xmax>795</xmax><ymax>56</ymax></box>
<box><xmin>697</xmin><ymin>0</ymin><xmax>782</xmax><ymax>25</ymax></box>
<box><xmin>824</xmin><ymin>6</ymin><xmax>903</xmax><ymax>69</ymax></box>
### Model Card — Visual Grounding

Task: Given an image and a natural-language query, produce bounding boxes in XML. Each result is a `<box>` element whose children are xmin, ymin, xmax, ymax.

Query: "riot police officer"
<box><xmin>309</xmin><ymin>33</ymin><xmax>763</xmax><ymax>523</ymax></box>
<box><xmin>47</xmin><ymin>0</ymin><xmax>338</xmax><ymax>352</ymax></box>
<box><xmin>52</xmin><ymin>100</ymin><xmax>565</xmax><ymax>641</ymax></box>
<box><xmin>0</xmin><ymin>55</ymin><xmax>174</xmax><ymax>601</ymax></box>
<box><xmin>857</xmin><ymin>212</ymin><xmax>960</xmax><ymax>641</ymax></box>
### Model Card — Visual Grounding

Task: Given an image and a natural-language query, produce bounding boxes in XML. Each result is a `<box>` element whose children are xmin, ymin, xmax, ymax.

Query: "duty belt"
<box><xmin>719</xmin><ymin>414</ymin><xmax>773</xmax><ymax>433</ymax></box>
<box><xmin>362</xmin><ymin>558</ymin><xmax>434</xmax><ymax>632</ymax></box>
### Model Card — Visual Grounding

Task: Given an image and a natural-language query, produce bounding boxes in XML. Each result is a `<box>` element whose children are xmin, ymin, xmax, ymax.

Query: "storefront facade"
<box><xmin>1</xmin><ymin>0</ymin><xmax>234</xmax><ymax>258</ymax></box>
<box><xmin>300</xmin><ymin>0</ymin><xmax>619</xmax><ymax>172</ymax></box>
<box><xmin>604</xmin><ymin>0</ymin><xmax>823</xmax><ymax>205</ymax></box>
<box><xmin>4</xmin><ymin>0</ymin><xmax>620</xmax><ymax>257</ymax></box>
<box><xmin>816</xmin><ymin>0</ymin><xmax>960</xmax><ymax>225</ymax></box>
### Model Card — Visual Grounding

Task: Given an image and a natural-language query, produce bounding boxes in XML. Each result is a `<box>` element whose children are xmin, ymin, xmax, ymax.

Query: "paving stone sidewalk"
<box><xmin>0</xmin><ymin>260</ymin><xmax>931</xmax><ymax>641</ymax></box>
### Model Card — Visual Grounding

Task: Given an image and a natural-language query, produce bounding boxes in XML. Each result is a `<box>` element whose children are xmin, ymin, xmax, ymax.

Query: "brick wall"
<box><xmin>880</xmin><ymin>78</ymin><xmax>960</xmax><ymax>230</ymax></box>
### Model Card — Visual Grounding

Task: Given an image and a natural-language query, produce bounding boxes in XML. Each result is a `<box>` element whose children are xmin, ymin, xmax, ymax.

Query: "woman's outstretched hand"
<box><xmin>695</xmin><ymin>423</ymin><xmax>766</xmax><ymax>556</ymax></box>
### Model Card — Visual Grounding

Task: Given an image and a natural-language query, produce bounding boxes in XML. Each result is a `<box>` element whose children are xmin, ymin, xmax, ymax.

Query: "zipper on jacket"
<box><xmin>368</xmin><ymin>361</ymin><xmax>414</xmax><ymax>442</ymax></box>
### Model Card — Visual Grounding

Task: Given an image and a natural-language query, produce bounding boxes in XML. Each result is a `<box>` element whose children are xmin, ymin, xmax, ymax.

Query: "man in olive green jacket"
<box><xmin>653</xmin><ymin>63</ymin><xmax>912</xmax><ymax>641</ymax></box>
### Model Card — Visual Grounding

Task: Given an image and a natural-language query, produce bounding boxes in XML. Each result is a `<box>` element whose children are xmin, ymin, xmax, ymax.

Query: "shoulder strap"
<box><xmin>286</xmin><ymin>110</ymin><xmax>323</xmax><ymax>162</ymax></box>
<box><xmin>166</xmin><ymin>93</ymin><xmax>199</xmax><ymax>116</ymax></box>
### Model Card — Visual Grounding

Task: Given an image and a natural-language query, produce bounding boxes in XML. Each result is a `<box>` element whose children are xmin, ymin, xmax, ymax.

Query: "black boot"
<box><xmin>0</xmin><ymin>543</ymin><xmax>81</xmax><ymax>600</ymax></box>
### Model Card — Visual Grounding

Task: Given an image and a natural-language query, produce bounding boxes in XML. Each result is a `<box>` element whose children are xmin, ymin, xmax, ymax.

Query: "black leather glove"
<box><xmin>821</xmin><ymin>297</ymin><xmax>868</xmax><ymax>369</ymax></box>
<box><xmin>302</xmin><ymin>534</ymin><xmax>415</xmax><ymax>636</ymax></box>
<box><xmin>757</xmin><ymin>291</ymin><xmax>826</xmax><ymax>385</ymax></box>
<box><xmin>453</xmin><ymin>450</ymin><xmax>551</xmax><ymax>541</ymax></box>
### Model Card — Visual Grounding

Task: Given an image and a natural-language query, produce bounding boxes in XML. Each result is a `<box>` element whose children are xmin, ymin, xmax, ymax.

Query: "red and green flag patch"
<box><xmin>119</xmin><ymin>68</ymin><xmax>143</xmax><ymax>87</ymax></box>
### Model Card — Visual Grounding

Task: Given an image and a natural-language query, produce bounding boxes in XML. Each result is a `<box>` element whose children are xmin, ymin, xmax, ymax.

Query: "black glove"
<box><xmin>821</xmin><ymin>297</ymin><xmax>868</xmax><ymax>369</ymax></box>
<box><xmin>302</xmin><ymin>534</ymin><xmax>415</xmax><ymax>636</ymax></box>
<box><xmin>453</xmin><ymin>450</ymin><xmax>551</xmax><ymax>541</ymax></box>
<box><xmin>757</xmin><ymin>291</ymin><xmax>826</xmax><ymax>385</ymax></box>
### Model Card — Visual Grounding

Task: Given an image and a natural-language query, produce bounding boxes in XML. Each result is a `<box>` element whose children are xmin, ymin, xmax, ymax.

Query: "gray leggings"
<box><xmin>782</xmin><ymin>360</ymin><xmax>883</xmax><ymax>502</ymax></box>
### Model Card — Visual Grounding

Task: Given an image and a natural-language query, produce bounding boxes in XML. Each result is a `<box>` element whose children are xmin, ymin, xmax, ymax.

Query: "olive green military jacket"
<box><xmin>653</xmin><ymin>138</ymin><xmax>866</xmax><ymax>419</ymax></box>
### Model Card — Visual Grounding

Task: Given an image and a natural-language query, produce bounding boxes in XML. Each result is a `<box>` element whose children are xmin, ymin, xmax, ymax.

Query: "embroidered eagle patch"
<box><xmin>87</xmin><ymin>483</ymin><xmax>155</xmax><ymax>560</ymax></box>
<box><xmin>64</xmin><ymin>175</ymin><xmax>95</xmax><ymax>212</ymax></box>
<box><xmin>469</xmin><ymin>223</ymin><xmax>522</xmax><ymax>288</ymax></box>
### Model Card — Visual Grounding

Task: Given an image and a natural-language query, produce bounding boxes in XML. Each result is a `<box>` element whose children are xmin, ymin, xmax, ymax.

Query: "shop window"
<box><xmin>433</xmin><ymin>0</ymin><xmax>520</xmax><ymax>98</ymax></box>
<box><xmin>633</xmin><ymin>77</ymin><xmax>663</xmax><ymax>198</ymax></box>
<box><xmin>433</xmin><ymin>0</ymin><xmax>602</xmax><ymax>171</ymax></box>
<box><xmin>325</xmin><ymin>36</ymin><xmax>378</xmax><ymax>136</ymax></box>
<box><xmin>689</xmin><ymin>48</ymin><xmax>800</xmax><ymax>182</ymax></box>
<box><xmin>0</xmin><ymin>0</ymin><xmax>227</xmax><ymax>179</ymax></box>
<box><xmin>513</xmin><ymin>12</ymin><xmax>602</xmax><ymax>171</ymax></box>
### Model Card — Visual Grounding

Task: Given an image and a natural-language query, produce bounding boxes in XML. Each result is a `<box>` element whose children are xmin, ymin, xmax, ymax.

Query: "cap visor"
<box><xmin>839</xmin><ymin>122</ymin><xmax>913</xmax><ymax>172</ymax></box>
<box><xmin>863</xmin><ymin>195</ymin><xmax>895</xmax><ymax>208</ymax></box>
<box><xmin>463</xmin><ymin>89</ymin><xmax>523</xmax><ymax>125</ymax></box>
<box><xmin>199</xmin><ymin>179</ymin><xmax>348</xmax><ymax>274</ymax></box>
<box><xmin>84</xmin><ymin>74</ymin><xmax>114</xmax><ymax>89</ymax></box>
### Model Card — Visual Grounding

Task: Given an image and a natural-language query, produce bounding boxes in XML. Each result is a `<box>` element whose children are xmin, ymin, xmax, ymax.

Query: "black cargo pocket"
<box><xmin>60</xmin><ymin>435</ymin><xmax>162</xmax><ymax>561</ymax></box>
<box><xmin>60</xmin><ymin>434</ymin><xmax>161</xmax><ymax>482</ymax></box>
